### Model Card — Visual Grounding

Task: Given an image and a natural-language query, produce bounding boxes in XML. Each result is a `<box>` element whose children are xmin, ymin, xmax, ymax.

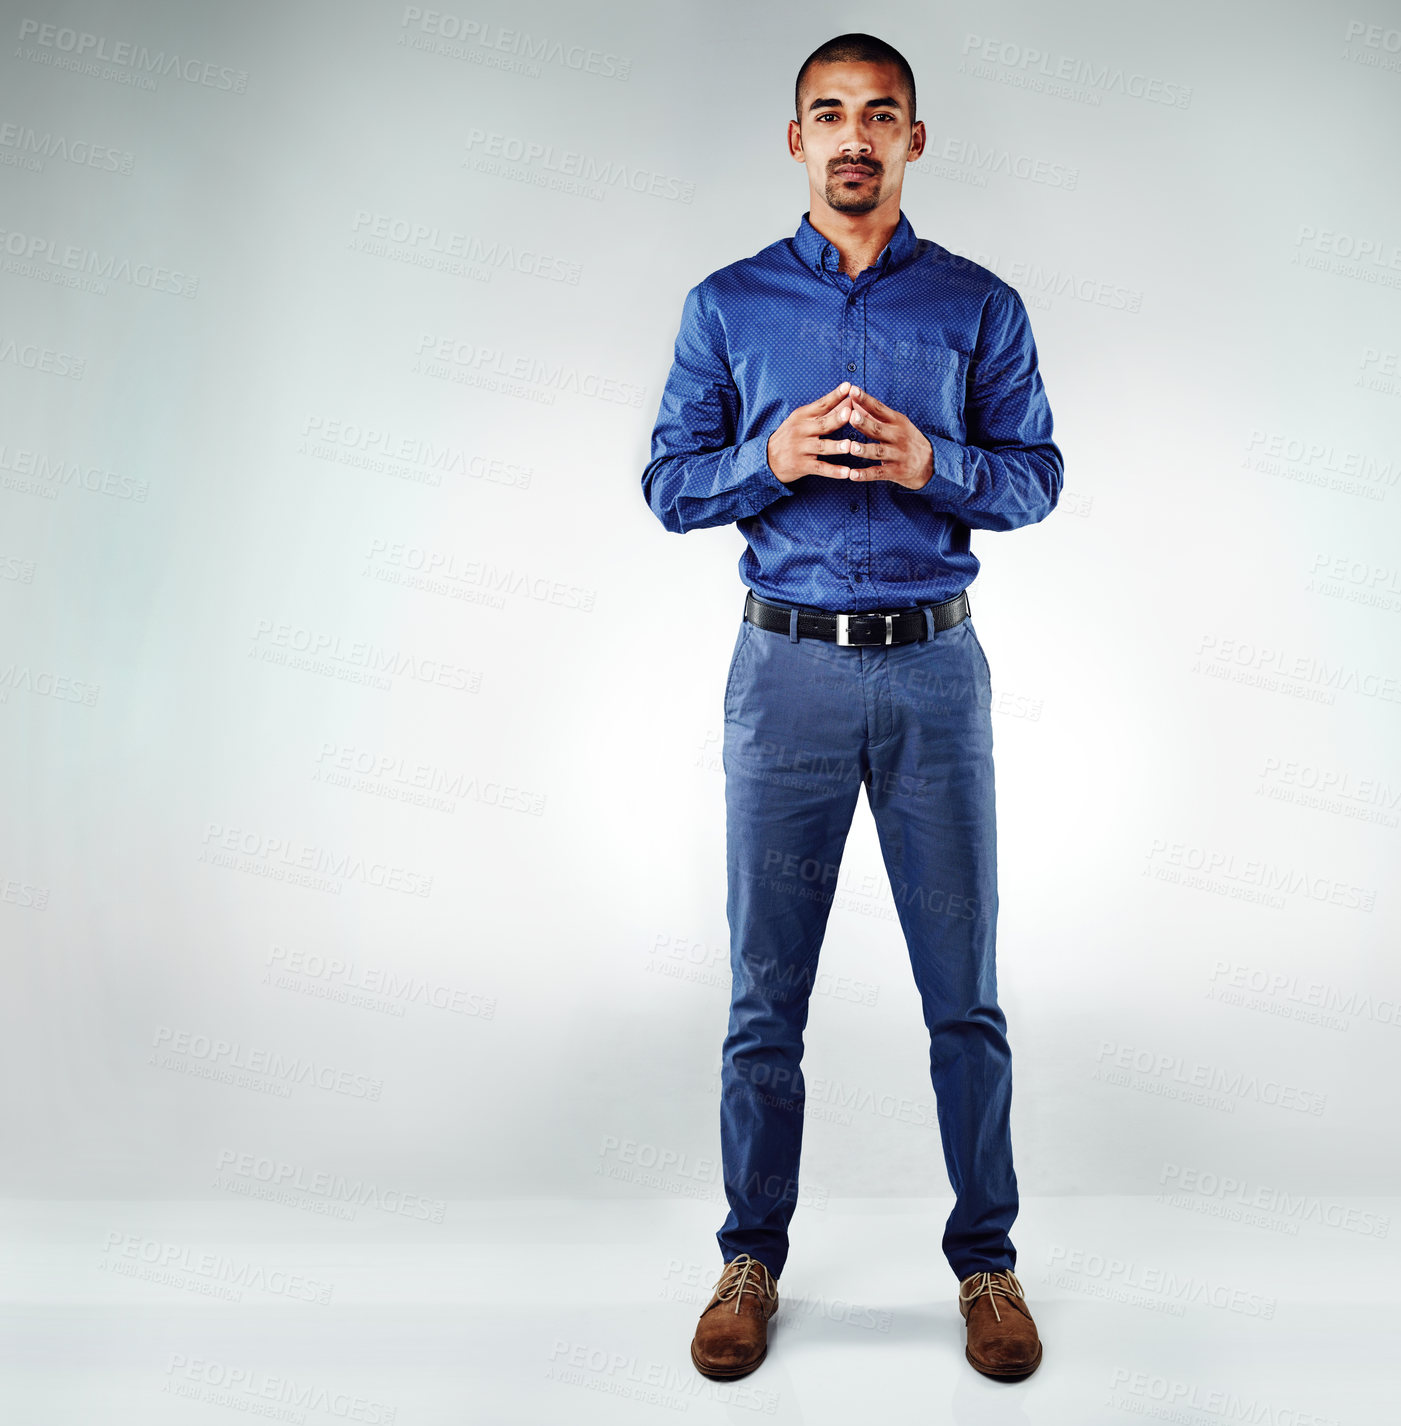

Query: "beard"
<box><xmin>825</xmin><ymin>170</ymin><xmax>882</xmax><ymax>213</ymax></box>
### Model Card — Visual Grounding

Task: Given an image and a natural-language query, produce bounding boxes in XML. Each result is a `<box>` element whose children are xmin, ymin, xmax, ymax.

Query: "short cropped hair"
<box><xmin>794</xmin><ymin>33</ymin><xmax>917</xmax><ymax>125</ymax></box>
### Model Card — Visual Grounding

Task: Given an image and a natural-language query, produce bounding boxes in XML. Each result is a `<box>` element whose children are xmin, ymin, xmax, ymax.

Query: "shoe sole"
<box><xmin>690</xmin><ymin>1339</ymin><xmax>767</xmax><ymax>1379</ymax></box>
<box><xmin>965</xmin><ymin>1340</ymin><xmax>1043</xmax><ymax>1380</ymax></box>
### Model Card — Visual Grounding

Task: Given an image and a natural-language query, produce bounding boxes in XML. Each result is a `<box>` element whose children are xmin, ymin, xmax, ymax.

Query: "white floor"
<box><xmin>1</xmin><ymin>1195</ymin><xmax>1394</xmax><ymax>1424</ymax></box>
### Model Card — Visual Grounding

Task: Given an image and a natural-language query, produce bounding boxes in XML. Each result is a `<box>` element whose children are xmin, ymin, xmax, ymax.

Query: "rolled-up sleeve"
<box><xmin>918</xmin><ymin>285</ymin><xmax>1064</xmax><ymax>532</ymax></box>
<box><xmin>641</xmin><ymin>282</ymin><xmax>792</xmax><ymax>534</ymax></box>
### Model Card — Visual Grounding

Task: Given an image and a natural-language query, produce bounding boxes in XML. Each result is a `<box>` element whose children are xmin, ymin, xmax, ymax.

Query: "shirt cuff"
<box><xmin>730</xmin><ymin>431</ymin><xmax>792</xmax><ymax>518</ymax></box>
<box><xmin>917</xmin><ymin>431</ymin><xmax>968</xmax><ymax>507</ymax></box>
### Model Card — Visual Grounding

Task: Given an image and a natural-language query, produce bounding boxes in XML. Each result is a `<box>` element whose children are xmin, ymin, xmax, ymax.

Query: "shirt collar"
<box><xmin>792</xmin><ymin>208</ymin><xmax>917</xmax><ymax>277</ymax></box>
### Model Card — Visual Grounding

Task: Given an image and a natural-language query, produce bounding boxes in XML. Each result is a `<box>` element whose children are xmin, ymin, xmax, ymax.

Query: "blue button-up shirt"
<box><xmin>641</xmin><ymin>208</ymin><xmax>1064</xmax><ymax>611</ymax></box>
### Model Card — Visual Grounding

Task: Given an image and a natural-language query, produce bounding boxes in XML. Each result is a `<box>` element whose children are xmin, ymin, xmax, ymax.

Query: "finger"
<box><xmin>849</xmin><ymin>385</ymin><xmax>894</xmax><ymax>418</ymax></box>
<box><xmin>848</xmin><ymin>411</ymin><xmax>891</xmax><ymax>441</ymax></box>
<box><xmin>844</xmin><ymin>440</ymin><xmax>885</xmax><ymax>463</ymax></box>
<box><xmin>847</xmin><ymin>398</ymin><xmax>895</xmax><ymax>438</ymax></box>
<box><xmin>802</xmin><ymin>436</ymin><xmax>855</xmax><ymax>458</ymax></box>
<box><xmin>809</xmin><ymin>400</ymin><xmax>857</xmax><ymax>432</ymax></box>
<box><xmin>789</xmin><ymin>452</ymin><xmax>853</xmax><ymax>478</ymax></box>
<box><xmin>802</xmin><ymin>381</ymin><xmax>855</xmax><ymax>415</ymax></box>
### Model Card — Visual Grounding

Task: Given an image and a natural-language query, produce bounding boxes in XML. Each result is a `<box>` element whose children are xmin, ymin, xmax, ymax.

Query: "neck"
<box><xmin>807</xmin><ymin>200</ymin><xmax>901</xmax><ymax>278</ymax></box>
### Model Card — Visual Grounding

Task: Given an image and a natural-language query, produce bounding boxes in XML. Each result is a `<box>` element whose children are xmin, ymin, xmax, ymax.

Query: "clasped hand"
<box><xmin>765</xmin><ymin>381</ymin><xmax>933</xmax><ymax>489</ymax></box>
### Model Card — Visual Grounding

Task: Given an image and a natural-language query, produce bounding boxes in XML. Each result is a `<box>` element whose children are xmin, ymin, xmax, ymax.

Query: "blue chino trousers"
<box><xmin>716</xmin><ymin>596</ymin><xmax>1018</xmax><ymax>1283</ymax></box>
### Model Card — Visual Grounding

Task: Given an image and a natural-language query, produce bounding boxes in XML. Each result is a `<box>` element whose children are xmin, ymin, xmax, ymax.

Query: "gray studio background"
<box><xmin>4</xmin><ymin>0</ymin><xmax>1398</xmax><ymax>1237</ymax></box>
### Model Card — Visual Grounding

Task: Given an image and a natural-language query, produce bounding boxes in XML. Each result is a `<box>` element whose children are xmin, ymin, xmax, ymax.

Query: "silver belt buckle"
<box><xmin>835</xmin><ymin>613</ymin><xmax>852</xmax><ymax>646</ymax></box>
<box><xmin>884</xmin><ymin>614</ymin><xmax>894</xmax><ymax>645</ymax></box>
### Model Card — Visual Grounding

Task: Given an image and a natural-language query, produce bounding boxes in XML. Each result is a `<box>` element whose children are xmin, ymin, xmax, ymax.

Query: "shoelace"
<box><xmin>958</xmin><ymin>1269</ymin><xmax>1026</xmax><ymax>1324</ymax></box>
<box><xmin>714</xmin><ymin>1254</ymin><xmax>777</xmax><ymax>1315</ymax></box>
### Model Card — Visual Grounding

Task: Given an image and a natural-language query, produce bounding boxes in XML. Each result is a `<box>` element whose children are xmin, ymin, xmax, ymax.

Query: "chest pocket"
<box><xmin>890</xmin><ymin>339</ymin><xmax>969</xmax><ymax>444</ymax></box>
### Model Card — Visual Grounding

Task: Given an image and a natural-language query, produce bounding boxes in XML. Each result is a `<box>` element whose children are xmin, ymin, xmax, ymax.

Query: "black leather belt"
<box><xmin>744</xmin><ymin>589</ymin><xmax>970</xmax><ymax>647</ymax></box>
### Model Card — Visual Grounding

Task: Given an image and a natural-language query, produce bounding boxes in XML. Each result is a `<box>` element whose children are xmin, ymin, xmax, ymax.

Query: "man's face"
<box><xmin>789</xmin><ymin>59</ymin><xmax>923</xmax><ymax>216</ymax></box>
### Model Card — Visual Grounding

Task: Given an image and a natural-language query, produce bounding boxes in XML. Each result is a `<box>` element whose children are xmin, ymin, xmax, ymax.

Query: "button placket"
<box><xmin>841</xmin><ymin>287</ymin><xmax>859</xmax><ymax>587</ymax></box>
<box><xmin>849</xmin><ymin>288</ymin><xmax>871</xmax><ymax>587</ymax></box>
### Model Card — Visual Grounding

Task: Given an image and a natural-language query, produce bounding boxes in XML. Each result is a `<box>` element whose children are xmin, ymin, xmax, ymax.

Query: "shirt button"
<box><xmin>849</xmin><ymin>502</ymin><xmax>858</xmax><ymax>511</ymax></box>
<box><xmin>846</xmin><ymin>362</ymin><xmax>856</xmax><ymax>372</ymax></box>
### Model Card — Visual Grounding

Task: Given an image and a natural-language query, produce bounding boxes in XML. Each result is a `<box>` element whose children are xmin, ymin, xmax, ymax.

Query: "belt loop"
<box><xmin>788</xmin><ymin>607</ymin><xmax>800</xmax><ymax>643</ymax></box>
<box><xmin>923</xmin><ymin>605</ymin><xmax>936</xmax><ymax>642</ymax></box>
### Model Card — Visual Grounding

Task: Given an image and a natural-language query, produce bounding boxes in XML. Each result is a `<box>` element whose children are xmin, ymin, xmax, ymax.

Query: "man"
<box><xmin>641</xmin><ymin>33</ymin><xmax>1063</xmax><ymax>1382</ymax></box>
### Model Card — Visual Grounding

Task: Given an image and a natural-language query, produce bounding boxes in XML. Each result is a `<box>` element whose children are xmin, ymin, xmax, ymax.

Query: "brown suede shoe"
<box><xmin>958</xmin><ymin>1268</ymin><xmax>1042</xmax><ymax>1379</ymax></box>
<box><xmin>690</xmin><ymin>1253</ymin><xmax>779</xmax><ymax>1379</ymax></box>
